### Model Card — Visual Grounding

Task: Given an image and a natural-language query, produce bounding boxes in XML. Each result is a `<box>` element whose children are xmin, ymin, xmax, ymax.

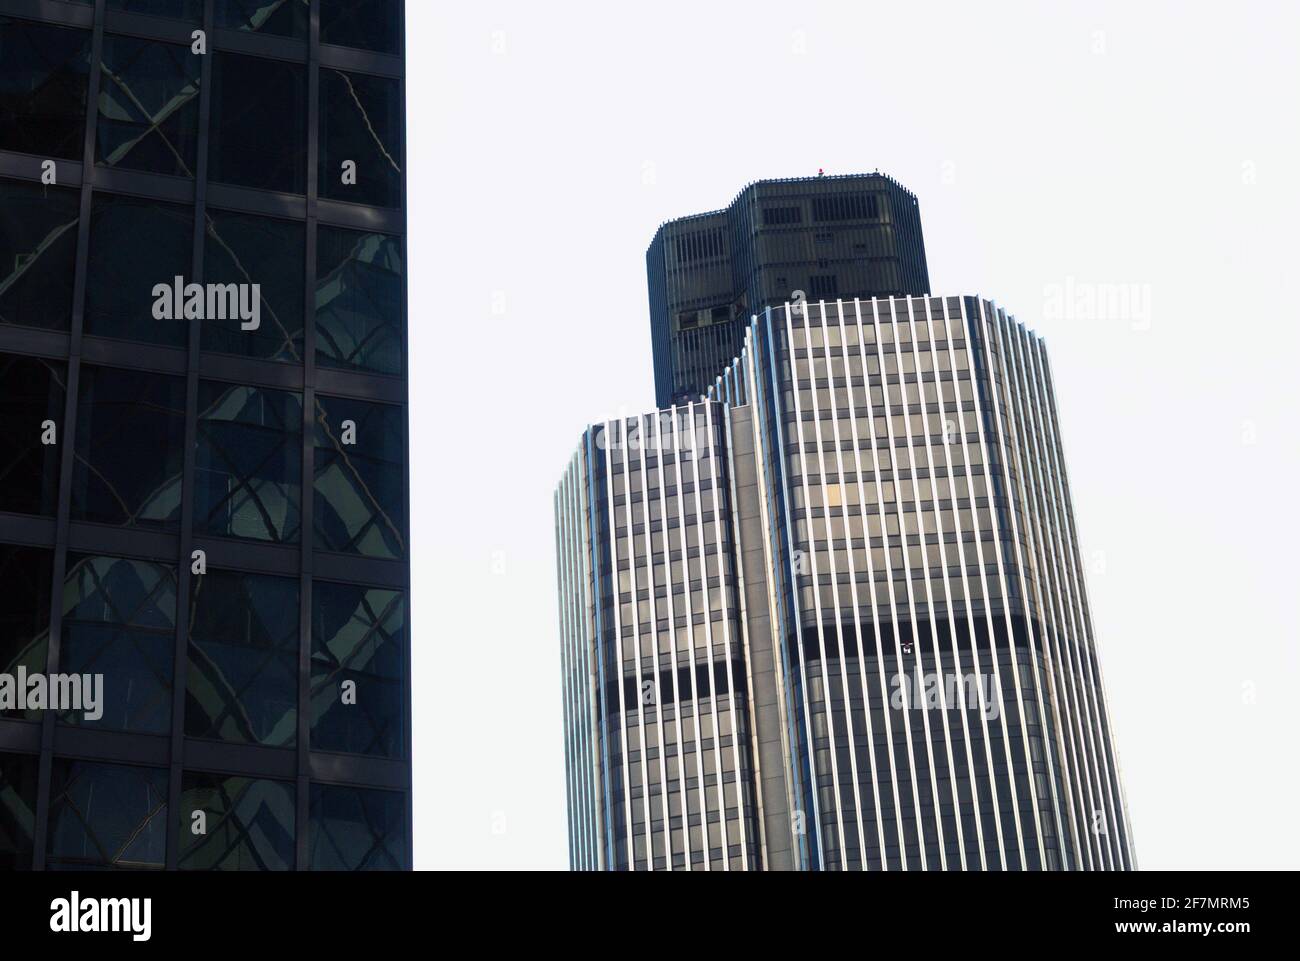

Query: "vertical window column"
<box><xmin>30</xmin><ymin>0</ymin><xmax>106</xmax><ymax>871</ymax></box>
<box><xmin>165</xmin><ymin>0</ymin><xmax>214</xmax><ymax>868</ymax></box>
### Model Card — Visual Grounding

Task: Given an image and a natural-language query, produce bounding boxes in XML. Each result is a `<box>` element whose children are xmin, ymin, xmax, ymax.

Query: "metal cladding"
<box><xmin>557</xmin><ymin>296</ymin><xmax>1134</xmax><ymax>871</ymax></box>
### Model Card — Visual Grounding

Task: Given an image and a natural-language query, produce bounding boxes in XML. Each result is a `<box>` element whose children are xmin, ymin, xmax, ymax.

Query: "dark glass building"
<box><xmin>647</xmin><ymin>174</ymin><xmax>930</xmax><ymax>407</ymax></box>
<box><xmin>0</xmin><ymin>0</ymin><xmax>410</xmax><ymax>870</ymax></box>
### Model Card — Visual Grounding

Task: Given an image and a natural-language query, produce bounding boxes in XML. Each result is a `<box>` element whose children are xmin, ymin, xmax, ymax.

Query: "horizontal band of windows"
<box><xmin>0</xmin><ymin>722</ymin><xmax>408</xmax><ymax>791</ymax></box>
<box><xmin>0</xmin><ymin>523</ymin><xmax>408</xmax><ymax>587</ymax></box>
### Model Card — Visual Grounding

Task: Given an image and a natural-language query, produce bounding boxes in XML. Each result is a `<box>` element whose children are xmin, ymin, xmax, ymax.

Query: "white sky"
<box><xmin>407</xmin><ymin>0</ymin><xmax>1300</xmax><ymax>870</ymax></box>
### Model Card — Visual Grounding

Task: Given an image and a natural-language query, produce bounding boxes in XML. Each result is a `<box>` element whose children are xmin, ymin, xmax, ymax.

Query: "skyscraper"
<box><xmin>0</xmin><ymin>0</ymin><xmax>410</xmax><ymax>871</ymax></box>
<box><xmin>647</xmin><ymin>173</ymin><xmax>930</xmax><ymax>407</ymax></box>
<box><xmin>558</xmin><ymin>190</ymin><xmax>1134</xmax><ymax>869</ymax></box>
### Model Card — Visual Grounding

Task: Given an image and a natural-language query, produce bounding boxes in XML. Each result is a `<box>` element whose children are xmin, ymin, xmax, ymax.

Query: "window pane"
<box><xmin>0</xmin><ymin>546</ymin><xmax>53</xmax><ymax>722</ymax></box>
<box><xmin>0</xmin><ymin>178</ymin><xmax>80</xmax><ymax>330</ymax></box>
<box><xmin>311</xmin><ymin>584</ymin><xmax>404</xmax><ymax>758</ymax></box>
<box><xmin>319</xmin><ymin>0</ymin><xmax>401</xmax><ymax>54</ymax></box>
<box><xmin>315</xmin><ymin>226</ymin><xmax>403</xmax><ymax>375</ymax></box>
<box><xmin>187</xmin><ymin>570</ymin><xmax>298</xmax><ymax>746</ymax></box>
<box><xmin>195</xmin><ymin>382</ymin><xmax>303</xmax><ymax>543</ymax></box>
<box><xmin>318</xmin><ymin>68</ymin><xmax>401</xmax><ymax>208</ymax></box>
<box><xmin>0</xmin><ymin>17</ymin><xmax>91</xmax><ymax>159</ymax></box>
<box><xmin>71</xmin><ymin>365</ymin><xmax>185</xmax><ymax>530</ymax></box>
<box><xmin>309</xmin><ymin>783</ymin><xmax>406</xmax><ymax>870</ymax></box>
<box><xmin>313</xmin><ymin>395</ymin><xmax>405</xmax><ymax>558</ymax></box>
<box><xmin>84</xmin><ymin>193</ymin><xmax>192</xmax><ymax>346</ymax></box>
<box><xmin>179</xmin><ymin>773</ymin><xmax>295</xmax><ymax>870</ymax></box>
<box><xmin>208</xmin><ymin>52</ymin><xmax>305</xmax><ymax>194</ymax></box>
<box><xmin>105</xmin><ymin>0</ymin><xmax>202</xmax><ymax>20</ymax></box>
<box><xmin>202</xmin><ymin>209</ymin><xmax>305</xmax><ymax>362</ymax></box>
<box><xmin>46</xmin><ymin>760</ymin><xmax>168</xmax><ymax>870</ymax></box>
<box><xmin>0</xmin><ymin>353</ymin><xmax>65</xmax><ymax>517</ymax></box>
<box><xmin>59</xmin><ymin>554</ymin><xmax>177</xmax><ymax>735</ymax></box>
<box><xmin>97</xmin><ymin>35</ymin><xmax>201</xmax><ymax>177</ymax></box>
<box><xmin>214</xmin><ymin>0</ymin><xmax>308</xmax><ymax>38</ymax></box>
<box><xmin>0</xmin><ymin>752</ymin><xmax>38</xmax><ymax>871</ymax></box>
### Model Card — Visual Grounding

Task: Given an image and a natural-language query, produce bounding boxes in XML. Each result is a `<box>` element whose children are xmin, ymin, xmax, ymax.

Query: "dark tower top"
<box><xmin>646</xmin><ymin>173</ymin><xmax>930</xmax><ymax>406</ymax></box>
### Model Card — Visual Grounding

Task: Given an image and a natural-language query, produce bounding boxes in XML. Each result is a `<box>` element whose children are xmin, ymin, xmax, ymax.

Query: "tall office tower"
<box><xmin>0</xmin><ymin>0</ymin><xmax>410</xmax><ymax>871</ymax></box>
<box><xmin>556</xmin><ymin>295</ymin><xmax>1135</xmax><ymax>871</ymax></box>
<box><xmin>646</xmin><ymin>174</ymin><xmax>930</xmax><ymax>408</ymax></box>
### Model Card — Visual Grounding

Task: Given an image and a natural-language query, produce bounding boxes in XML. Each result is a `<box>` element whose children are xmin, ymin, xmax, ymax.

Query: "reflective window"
<box><xmin>71</xmin><ymin>365</ymin><xmax>185</xmax><ymax>530</ymax></box>
<box><xmin>0</xmin><ymin>353</ymin><xmax>65</xmax><ymax>517</ymax></box>
<box><xmin>318</xmin><ymin>68</ymin><xmax>401</xmax><ymax>208</ymax></box>
<box><xmin>314</xmin><ymin>395</ymin><xmax>405</xmax><ymax>558</ymax></box>
<box><xmin>0</xmin><ymin>546</ymin><xmax>53</xmax><ymax>722</ymax></box>
<box><xmin>96</xmin><ymin>35</ymin><xmax>201</xmax><ymax>177</ymax></box>
<box><xmin>319</xmin><ymin>0</ymin><xmax>401</xmax><ymax>54</ymax></box>
<box><xmin>316</xmin><ymin>226</ymin><xmax>403</xmax><ymax>375</ymax></box>
<box><xmin>59</xmin><ymin>554</ymin><xmax>177</xmax><ymax>735</ymax></box>
<box><xmin>0</xmin><ymin>179</ymin><xmax>80</xmax><ymax>330</ymax></box>
<box><xmin>309</xmin><ymin>783</ymin><xmax>406</xmax><ymax>870</ymax></box>
<box><xmin>311</xmin><ymin>584</ymin><xmax>404</xmax><ymax>757</ymax></box>
<box><xmin>179</xmin><ymin>774</ymin><xmax>295</xmax><ymax>870</ymax></box>
<box><xmin>84</xmin><ymin>193</ymin><xmax>192</xmax><ymax>346</ymax></box>
<box><xmin>0</xmin><ymin>752</ymin><xmax>38</xmax><ymax>871</ymax></box>
<box><xmin>194</xmin><ymin>382</ymin><xmax>303</xmax><ymax>543</ymax></box>
<box><xmin>187</xmin><ymin>570</ymin><xmax>298</xmax><ymax>746</ymax></box>
<box><xmin>105</xmin><ymin>0</ymin><xmax>202</xmax><ymax>20</ymax></box>
<box><xmin>208</xmin><ymin>52</ymin><xmax>306</xmax><ymax>194</ymax></box>
<box><xmin>0</xmin><ymin>17</ymin><xmax>91</xmax><ymax>159</ymax></box>
<box><xmin>46</xmin><ymin>760</ymin><xmax>168</xmax><ymax>870</ymax></box>
<box><xmin>215</xmin><ymin>0</ymin><xmax>309</xmax><ymax>38</ymax></box>
<box><xmin>202</xmin><ymin>209</ymin><xmax>305</xmax><ymax>362</ymax></box>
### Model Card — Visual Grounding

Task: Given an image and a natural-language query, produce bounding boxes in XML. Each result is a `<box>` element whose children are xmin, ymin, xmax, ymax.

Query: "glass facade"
<box><xmin>557</xmin><ymin>295</ymin><xmax>1135</xmax><ymax>871</ymax></box>
<box><xmin>646</xmin><ymin>174</ymin><xmax>932</xmax><ymax>407</ymax></box>
<box><xmin>0</xmin><ymin>0</ymin><xmax>408</xmax><ymax>870</ymax></box>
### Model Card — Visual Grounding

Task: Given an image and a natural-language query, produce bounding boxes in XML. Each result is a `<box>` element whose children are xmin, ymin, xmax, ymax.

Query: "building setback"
<box><xmin>557</xmin><ymin>295</ymin><xmax>1135</xmax><ymax>870</ymax></box>
<box><xmin>647</xmin><ymin>174</ymin><xmax>930</xmax><ymax>407</ymax></box>
<box><xmin>0</xmin><ymin>0</ymin><xmax>410</xmax><ymax>871</ymax></box>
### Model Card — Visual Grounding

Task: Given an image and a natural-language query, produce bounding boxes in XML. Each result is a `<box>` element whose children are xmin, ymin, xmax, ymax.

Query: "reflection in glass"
<box><xmin>0</xmin><ymin>179</ymin><xmax>80</xmax><ymax>330</ymax></box>
<box><xmin>0</xmin><ymin>17</ymin><xmax>90</xmax><ymax>159</ymax></box>
<box><xmin>314</xmin><ymin>395</ymin><xmax>405</xmax><ymax>558</ymax></box>
<box><xmin>71</xmin><ymin>365</ymin><xmax>185</xmax><ymax>530</ymax></box>
<box><xmin>46</xmin><ymin>760</ymin><xmax>168</xmax><ymax>870</ymax></box>
<box><xmin>316</xmin><ymin>227</ymin><xmax>403</xmax><ymax>375</ymax></box>
<box><xmin>0</xmin><ymin>752</ymin><xmax>38</xmax><ymax>871</ymax></box>
<box><xmin>187</xmin><ymin>570</ymin><xmax>298</xmax><ymax>746</ymax></box>
<box><xmin>59</xmin><ymin>554</ymin><xmax>177</xmax><ymax>735</ymax></box>
<box><xmin>0</xmin><ymin>546</ymin><xmax>53</xmax><ymax>722</ymax></box>
<box><xmin>319</xmin><ymin>68</ymin><xmax>402</xmax><ymax>208</ymax></box>
<box><xmin>311</xmin><ymin>583</ymin><xmax>404</xmax><ymax>757</ymax></box>
<box><xmin>208</xmin><ymin>52</ymin><xmax>306</xmax><ymax>194</ymax></box>
<box><xmin>215</xmin><ymin>0</ymin><xmax>309</xmax><ymax>38</ymax></box>
<box><xmin>84</xmin><ymin>193</ymin><xmax>192</xmax><ymax>345</ymax></box>
<box><xmin>179</xmin><ymin>774</ymin><xmax>295</xmax><ymax>870</ymax></box>
<box><xmin>96</xmin><ymin>35</ymin><xmax>201</xmax><ymax>177</ymax></box>
<box><xmin>194</xmin><ymin>382</ymin><xmax>302</xmax><ymax>543</ymax></box>
<box><xmin>309</xmin><ymin>783</ymin><xmax>406</xmax><ymax>870</ymax></box>
<box><xmin>202</xmin><ymin>209</ymin><xmax>304</xmax><ymax>362</ymax></box>
<box><xmin>0</xmin><ymin>353</ymin><xmax>66</xmax><ymax>517</ymax></box>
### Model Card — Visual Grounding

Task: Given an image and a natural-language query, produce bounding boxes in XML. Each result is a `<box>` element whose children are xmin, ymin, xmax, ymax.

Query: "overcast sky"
<box><xmin>407</xmin><ymin>0</ymin><xmax>1300</xmax><ymax>870</ymax></box>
